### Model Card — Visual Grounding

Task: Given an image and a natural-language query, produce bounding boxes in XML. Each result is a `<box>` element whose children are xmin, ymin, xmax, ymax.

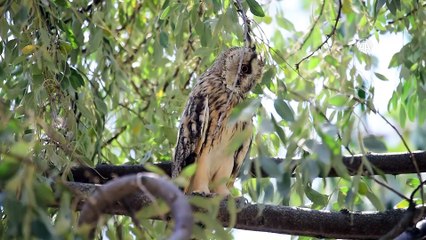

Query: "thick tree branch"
<box><xmin>68</xmin><ymin>181</ymin><xmax>425</xmax><ymax>239</ymax></box>
<box><xmin>78</xmin><ymin>173</ymin><xmax>193</xmax><ymax>240</ymax></box>
<box><xmin>71</xmin><ymin>151</ymin><xmax>426</xmax><ymax>184</ymax></box>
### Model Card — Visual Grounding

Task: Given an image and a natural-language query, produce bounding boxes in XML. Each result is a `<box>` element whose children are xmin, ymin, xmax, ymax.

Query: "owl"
<box><xmin>173</xmin><ymin>46</ymin><xmax>264</xmax><ymax>196</ymax></box>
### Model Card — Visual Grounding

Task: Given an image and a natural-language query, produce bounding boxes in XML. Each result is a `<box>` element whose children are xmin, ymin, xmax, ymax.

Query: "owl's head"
<box><xmin>216</xmin><ymin>47</ymin><xmax>264</xmax><ymax>95</ymax></box>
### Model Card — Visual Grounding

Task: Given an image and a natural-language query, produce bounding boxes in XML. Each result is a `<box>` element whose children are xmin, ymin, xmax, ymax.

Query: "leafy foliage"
<box><xmin>0</xmin><ymin>0</ymin><xmax>425</xmax><ymax>238</ymax></box>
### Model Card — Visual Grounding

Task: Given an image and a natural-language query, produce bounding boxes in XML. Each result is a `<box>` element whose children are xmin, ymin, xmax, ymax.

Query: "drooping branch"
<box><xmin>71</xmin><ymin>151</ymin><xmax>426</xmax><ymax>184</ymax></box>
<box><xmin>78</xmin><ymin>173</ymin><xmax>193</xmax><ymax>240</ymax></box>
<box><xmin>292</xmin><ymin>0</ymin><xmax>326</xmax><ymax>55</ymax></box>
<box><xmin>295</xmin><ymin>0</ymin><xmax>342</xmax><ymax>71</ymax></box>
<box><xmin>68</xmin><ymin>181</ymin><xmax>425</xmax><ymax>239</ymax></box>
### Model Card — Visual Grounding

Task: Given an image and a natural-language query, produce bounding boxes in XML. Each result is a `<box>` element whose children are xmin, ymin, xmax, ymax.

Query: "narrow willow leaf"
<box><xmin>366</xmin><ymin>191</ymin><xmax>385</xmax><ymax>211</ymax></box>
<box><xmin>69</xmin><ymin>68</ymin><xmax>84</xmax><ymax>89</ymax></box>
<box><xmin>159</xmin><ymin>31</ymin><xmax>169</xmax><ymax>48</ymax></box>
<box><xmin>363</xmin><ymin>135</ymin><xmax>387</xmax><ymax>152</ymax></box>
<box><xmin>160</xmin><ymin>6</ymin><xmax>171</xmax><ymax>20</ymax></box>
<box><xmin>328</xmin><ymin>95</ymin><xmax>347</xmax><ymax>107</ymax></box>
<box><xmin>374</xmin><ymin>0</ymin><xmax>386</xmax><ymax>19</ymax></box>
<box><xmin>273</xmin><ymin>99</ymin><xmax>294</xmax><ymax>122</ymax></box>
<box><xmin>246</xmin><ymin>0</ymin><xmax>265</xmax><ymax>17</ymax></box>
<box><xmin>406</xmin><ymin>178</ymin><xmax>420</xmax><ymax>188</ymax></box>
<box><xmin>305</xmin><ymin>186</ymin><xmax>328</xmax><ymax>207</ymax></box>
<box><xmin>374</xmin><ymin>72</ymin><xmax>388</xmax><ymax>81</ymax></box>
<box><xmin>0</xmin><ymin>160</ymin><xmax>20</xmax><ymax>181</ymax></box>
<box><xmin>21</xmin><ymin>45</ymin><xmax>36</xmax><ymax>55</ymax></box>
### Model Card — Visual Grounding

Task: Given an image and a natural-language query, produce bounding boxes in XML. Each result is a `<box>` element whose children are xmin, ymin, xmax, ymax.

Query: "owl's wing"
<box><xmin>228</xmin><ymin>134</ymin><xmax>252</xmax><ymax>187</ymax></box>
<box><xmin>172</xmin><ymin>93</ymin><xmax>209</xmax><ymax>178</ymax></box>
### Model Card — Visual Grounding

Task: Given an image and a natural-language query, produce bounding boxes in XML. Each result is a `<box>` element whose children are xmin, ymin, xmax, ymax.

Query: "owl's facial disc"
<box><xmin>223</xmin><ymin>47</ymin><xmax>264</xmax><ymax>95</ymax></box>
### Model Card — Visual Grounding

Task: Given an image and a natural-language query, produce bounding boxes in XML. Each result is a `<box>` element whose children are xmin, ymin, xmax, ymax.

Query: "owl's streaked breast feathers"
<box><xmin>173</xmin><ymin>47</ymin><xmax>264</xmax><ymax>195</ymax></box>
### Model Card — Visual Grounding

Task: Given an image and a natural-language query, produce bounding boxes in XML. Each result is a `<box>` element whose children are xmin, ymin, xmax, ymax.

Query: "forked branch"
<box><xmin>78</xmin><ymin>173</ymin><xmax>193</xmax><ymax>240</ymax></box>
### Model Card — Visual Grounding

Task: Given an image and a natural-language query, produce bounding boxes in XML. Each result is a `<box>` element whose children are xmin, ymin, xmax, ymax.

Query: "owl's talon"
<box><xmin>222</xmin><ymin>196</ymin><xmax>249</xmax><ymax>209</ymax></box>
<box><xmin>190</xmin><ymin>191</ymin><xmax>216</xmax><ymax>198</ymax></box>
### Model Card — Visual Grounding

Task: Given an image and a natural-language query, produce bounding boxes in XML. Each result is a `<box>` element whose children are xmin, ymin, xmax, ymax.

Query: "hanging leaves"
<box><xmin>246</xmin><ymin>0</ymin><xmax>265</xmax><ymax>17</ymax></box>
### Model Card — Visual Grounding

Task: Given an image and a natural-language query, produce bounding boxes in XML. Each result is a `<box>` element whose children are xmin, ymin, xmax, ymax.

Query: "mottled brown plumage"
<box><xmin>173</xmin><ymin>47</ymin><xmax>264</xmax><ymax>195</ymax></box>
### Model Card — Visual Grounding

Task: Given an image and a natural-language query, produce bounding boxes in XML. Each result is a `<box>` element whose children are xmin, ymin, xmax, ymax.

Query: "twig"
<box><xmin>295</xmin><ymin>0</ymin><xmax>342</xmax><ymax>71</ymax></box>
<box><xmin>387</xmin><ymin>3</ymin><xmax>425</xmax><ymax>24</ymax></box>
<box><xmin>371</xmin><ymin>177</ymin><xmax>409</xmax><ymax>201</ymax></box>
<box><xmin>234</xmin><ymin>0</ymin><xmax>252</xmax><ymax>46</ymax></box>
<box><xmin>410</xmin><ymin>179</ymin><xmax>426</xmax><ymax>201</ymax></box>
<box><xmin>291</xmin><ymin>0</ymin><xmax>326</xmax><ymax>56</ymax></box>
<box><xmin>101</xmin><ymin>126</ymin><xmax>127</xmax><ymax>148</ymax></box>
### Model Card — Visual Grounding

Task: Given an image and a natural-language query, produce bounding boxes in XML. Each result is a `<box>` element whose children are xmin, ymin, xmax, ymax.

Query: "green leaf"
<box><xmin>374</xmin><ymin>0</ymin><xmax>386</xmax><ymax>19</ymax></box>
<box><xmin>94</xmin><ymin>97</ymin><xmax>108</xmax><ymax>115</ymax></box>
<box><xmin>328</xmin><ymin>95</ymin><xmax>347</xmax><ymax>107</ymax></box>
<box><xmin>0</xmin><ymin>160</ymin><xmax>20</xmax><ymax>180</ymax></box>
<box><xmin>366</xmin><ymin>191</ymin><xmax>385</xmax><ymax>211</ymax></box>
<box><xmin>305</xmin><ymin>186</ymin><xmax>328</xmax><ymax>207</ymax></box>
<box><xmin>273</xmin><ymin>99</ymin><xmax>294</xmax><ymax>122</ymax></box>
<box><xmin>374</xmin><ymin>72</ymin><xmax>388</xmax><ymax>81</ymax></box>
<box><xmin>324</xmin><ymin>55</ymin><xmax>338</xmax><ymax>66</ymax></box>
<box><xmin>35</xmin><ymin>183</ymin><xmax>55</xmax><ymax>206</ymax></box>
<box><xmin>31</xmin><ymin>219</ymin><xmax>52</xmax><ymax>239</ymax></box>
<box><xmin>159</xmin><ymin>31</ymin><xmax>169</xmax><ymax>48</ymax></box>
<box><xmin>406</xmin><ymin>178</ymin><xmax>420</xmax><ymax>188</ymax></box>
<box><xmin>363</xmin><ymin>135</ymin><xmax>387</xmax><ymax>152</ymax></box>
<box><xmin>10</xmin><ymin>141</ymin><xmax>31</xmax><ymax>157</ymax></box>
<box><xmin>271</xmin><ymin>115</ymin><xmax>286</xmax><ymax>144</ymax></box>
<box><xmin>307</xmin><ymin>57</ymin><xmax>320</xmax><ymax>70</ymax></box>
<box><xmin>144</xmin><ymin>163</ymin><xmax>167</xmax><ymax>176</ymax></box>
<box><xmin>160</xmin><ymin>5</ymin><xmax>171</xmax><ymax>20</ymax></box>
<box><xmin>395</xmin><ymin>199</ymin><xmax>410</xmax><ymax>209</ymax></box>
<box><xmin>229</xmin><ymin>98</ymin><xmax>261</xmax><ymax>125</ymax></box>
<box><xmin>276</xmin><ymin>17</ymin><xmax>295</xmax><ymax>31</ymax></box>
<box><xmin>69</xmin><ymin>68</ymin><xmax>84</xmax><ymax>89</ymax></box>
<box><xmin>260</xmin><ymin>156</ymin><xmax>281</xmax><ymax>178</ymax></box>
<box><xmin>386</xmin><ymin>0</ymin><xmax>398</xmax><ymax>15</ymax></box>
<box><xmin>55</xmin><ymin>0</ymin><xmax>70</xmax><ymax>7</ymax></box>
<box><xmin>246</xmin><ymin>0</ymin><xmax>265</xmax><ymax>17</ymax></box>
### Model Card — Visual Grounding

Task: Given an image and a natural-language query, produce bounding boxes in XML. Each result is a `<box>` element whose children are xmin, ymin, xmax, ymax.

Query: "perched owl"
<box><xmin>173</xmin><ymin>46</ymin><xmax>264</xmax><ymax>196</ymax></box>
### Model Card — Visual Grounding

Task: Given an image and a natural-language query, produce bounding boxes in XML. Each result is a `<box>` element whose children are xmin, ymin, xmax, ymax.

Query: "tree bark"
<box><xmin>77</xmin><ymin>173</ymin><xmax>193</xmax><ymax>240</ymax></box>
<box><xmin>67</xmin><ymin>181</ymin><xmax>425</xmax><ymax>239</ymax></box>
<box><xmin>70</xmin><ymin>151</ymin><xmax>426</xmax><ymax>183</ymax></box>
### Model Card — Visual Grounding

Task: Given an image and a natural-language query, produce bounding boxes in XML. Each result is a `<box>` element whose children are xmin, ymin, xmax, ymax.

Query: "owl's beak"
<box><xmin>259</xmin><ymin>53</ymin><xmax>264</xmax><ymax>65</ymax></box>
<box><xmin>251</xmin><ymin>52</ymin><xmax>264</xmax><ymax>66</ymax></box>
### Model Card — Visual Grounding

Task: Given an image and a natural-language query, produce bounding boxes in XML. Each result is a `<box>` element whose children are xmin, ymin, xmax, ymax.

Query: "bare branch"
<box><xmin>71</xmin><ymin>151</ymin><xmax>426</xmax><ymax>184</ymax></box>
<box><xmin>78</xmin><ymin>173</ymin><xmax>193</xmax><ymax>240</ymax></box>
<box><xmin>234</xmin><ymin>0</ymin><xmax>252</xmax><ymax>46</ymax></box>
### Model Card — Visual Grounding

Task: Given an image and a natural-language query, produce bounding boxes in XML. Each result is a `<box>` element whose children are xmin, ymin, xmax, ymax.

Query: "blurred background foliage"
<box><xmin>0</xmin><ymin>0</ymin><xmax>425</xmax><ymax>238</ymax></box>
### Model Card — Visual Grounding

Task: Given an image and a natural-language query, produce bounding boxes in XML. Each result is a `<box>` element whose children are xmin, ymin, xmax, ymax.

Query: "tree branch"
<box><xmin>78</xmin><ymin>173</ymin><xmax>193</xmax><ymax>240</ymax></box>
<box><xmin>71</xmin><ymin>151</ymin><xmax>426</xmax><ymax>184</ymax></box>
<box><xmin>67</xmin><ymin>181</ymin><xmax>426</xmax><ymax>239</ymax></box>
